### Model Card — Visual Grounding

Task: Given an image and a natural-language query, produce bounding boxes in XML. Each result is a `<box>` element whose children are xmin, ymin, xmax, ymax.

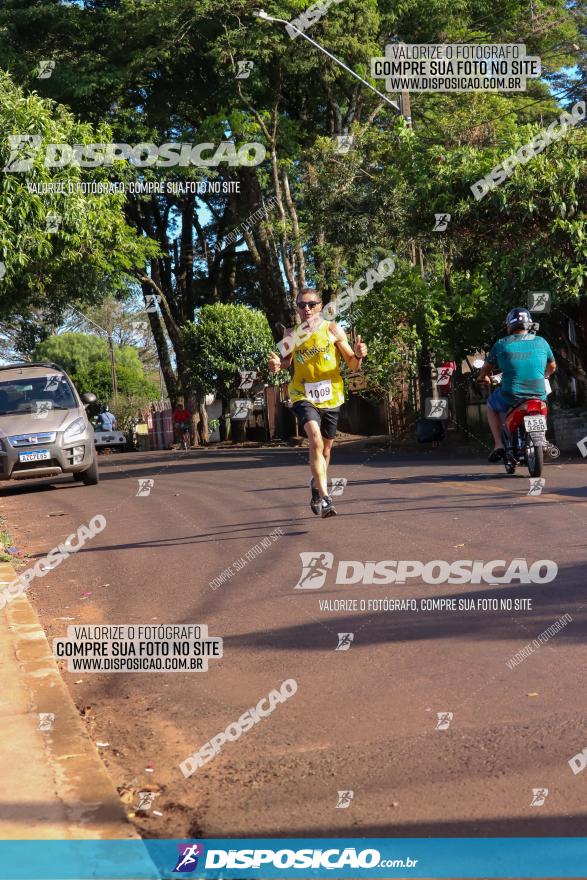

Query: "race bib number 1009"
<box><xmin>304</xmin><ymin>379</ymin><xmax>332</xmax><ymax>403</ymax></box>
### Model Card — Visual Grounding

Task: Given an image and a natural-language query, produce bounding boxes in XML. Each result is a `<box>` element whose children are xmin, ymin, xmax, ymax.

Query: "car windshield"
<box><xmin>0</xmin><ymin>375</ymin><xmax>77</xmax><ymax>415</ymax></box>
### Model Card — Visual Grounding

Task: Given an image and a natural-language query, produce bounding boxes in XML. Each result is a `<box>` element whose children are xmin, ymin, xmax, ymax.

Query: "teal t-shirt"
<box><xmin>486</xmin><ymin>334</ymin><xmax>555</xmax><ymax>407</ymax></box>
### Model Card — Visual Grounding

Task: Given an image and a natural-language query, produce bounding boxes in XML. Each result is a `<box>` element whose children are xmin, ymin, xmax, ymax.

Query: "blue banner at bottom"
<box><xmin>0</xmin><ymin>838</ymin><xmax>586</xmax><ymax>879</ymax></box>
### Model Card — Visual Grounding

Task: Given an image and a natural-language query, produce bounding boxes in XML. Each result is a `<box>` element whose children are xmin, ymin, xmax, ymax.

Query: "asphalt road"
<box><xmin>3</xmin><ymin>442</ymin><xmax>587</xmax><ymax>841</ymax></box>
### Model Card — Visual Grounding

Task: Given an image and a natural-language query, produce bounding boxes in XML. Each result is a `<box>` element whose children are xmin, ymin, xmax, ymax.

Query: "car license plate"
<box><xmin>524</xmin><ymin>415</ymin><xmax>546</xmax><ymax>432</ymax></box>
<box><xmin>18</xmin><ymin>449</ymin><xmax>50</xmax><ymax>462</ymax></box>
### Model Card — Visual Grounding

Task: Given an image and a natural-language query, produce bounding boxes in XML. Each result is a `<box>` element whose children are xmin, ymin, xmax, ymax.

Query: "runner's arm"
<box><xmin>329</xmin><ymin>323</ymin><xmax>367</xmax><ymax>370</ymax></box>
<box><xmin>545</xmin><ymin>359</ymin><xmax>556</xmax><ymax>376</ymax></box>
<box><xmin>268</xmin><ymin>329</ymin><xmax>295</xmax><ymax>372</ymax></box>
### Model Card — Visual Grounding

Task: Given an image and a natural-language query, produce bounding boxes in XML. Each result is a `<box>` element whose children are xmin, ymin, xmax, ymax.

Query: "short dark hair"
<box><xmin>297</xmin><ymin>288</ymin><xmax>322</xmax><ymax>301</ymax></box>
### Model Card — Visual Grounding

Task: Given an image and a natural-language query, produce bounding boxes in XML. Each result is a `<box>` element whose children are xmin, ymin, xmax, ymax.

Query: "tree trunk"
<box><xmin>442</xmin><ymin>253</ymin><xmax>468</xmax><ymax>435</ymax></box>
<box><xmin>417</xmin><ymin>321</ymin><xmax>435</xmax><ymax>412</ymax></box>
<box><xmin>197</xmin><ymin>399</ymin><xmax>209</xmax><ymax>445</ymax></box>
<box><xmin>142</xmin><ymin>283</ymin><xmax>178</xmax><ymax>404</ymax></box>
<box><xmin>452</xmin><ymin>359</ymin><xmax>469</xmax><ymax>437</ymax></box>
<box><xmin>219</xmin><ymin>399</ymin><xmax>231</xmax><ymax>441</ymax></box>
<box><xmin>185</xmin><ymin>391</ymin><xmax>200</xmax><ymax>447</ymax></box>
<box><xmin>238</xmin><ymin>167</ymin><xmax>291</xmax><ymax>332</ymax></box>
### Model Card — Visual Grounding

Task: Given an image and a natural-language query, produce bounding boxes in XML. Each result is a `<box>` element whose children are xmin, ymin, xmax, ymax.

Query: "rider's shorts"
<box><xmin>292</xmin><ymin>400</ymin><xmax>341</xmax><ymax>439</ymax></box>
<box><xmin>487</xmin><ymin>388</ymin><xmax>510</xmax><ymax>413</ymax></box>
<box><xmin>177</xmin><ymin>421</ymin><xmax>190</xmax><ymax>431</ymax></box>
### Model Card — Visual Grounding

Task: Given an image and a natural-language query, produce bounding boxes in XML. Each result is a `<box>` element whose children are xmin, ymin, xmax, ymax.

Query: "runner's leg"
<box><xmin>322</xmin><ymin>438</ymin><xmax>334</xmax><ymax>492</ymax></box>
<box><xmin>319</xmin><ymin>435</ymin><xmax>338</xmax><ymax>517</ymax></box>
<box><xmin>319</xmin><ymin>407</ymin><xmax>339</xmax><ymax>494</ymax></box>
<box><xmin>304</xmin><ymin>420</ymin><xmax>328</xmax><ymax>498</ymax></box>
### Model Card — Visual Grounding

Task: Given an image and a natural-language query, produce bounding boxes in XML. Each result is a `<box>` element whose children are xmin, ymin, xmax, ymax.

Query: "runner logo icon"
<box><xmin>436</xmin><ymin>711</ymin><xmax>453</xmax><ymax>730</ymax></box>
<box><xmin>331</xmin><ymin>477</ymin><xmax>347</xmax><ymax>496</ymax></box>
<box><xmin>173</xmin><ymin>843</ymin><xmax>204</xmax><ymax>873</ymax></box>
<box><xmin>336</xmin><ymin>790</ymin><xmax>354</xmax><ymax>808</ymax></box>
<box><xmin>336</xmin><ymin>633</ymin><xmax>354</xmax><ymax>651</ymax></box>
<box><xmin>294</xmin><ymin>552</ymin><xmax>334</xmax><ymax>590</ymax></box>
<box><xmin>530</xmin><ymin>788</ymin><xmax>548</xmax><ymax>806</ymax></box>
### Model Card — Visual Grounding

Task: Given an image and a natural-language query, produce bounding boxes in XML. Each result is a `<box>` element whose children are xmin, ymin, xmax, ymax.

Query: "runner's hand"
<box><xmin>353</xmin><ymin>335</ymin><xmax>367</xmax><ymax>359</ymax></box>
<box><xmin>268</xmin><ymin>351</ymin><xmax>281</xmax><ymax>373</ymax></box>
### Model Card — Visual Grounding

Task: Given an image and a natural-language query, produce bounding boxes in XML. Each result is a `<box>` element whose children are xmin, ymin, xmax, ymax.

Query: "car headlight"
<box><xmin>63</xmin><ymin>418</ymin><xmax>86</xmax><ymax>444</ymax></box>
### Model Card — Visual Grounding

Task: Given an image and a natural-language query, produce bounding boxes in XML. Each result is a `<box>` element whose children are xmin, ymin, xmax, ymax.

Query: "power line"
<box><xmin>413</xmin><ymin>81</ymin><xmax>583</xmax><ymax>147</ymax></box>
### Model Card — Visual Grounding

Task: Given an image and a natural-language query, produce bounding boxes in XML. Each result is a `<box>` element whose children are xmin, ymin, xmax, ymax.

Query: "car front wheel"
<box><xmin>76</xmin><ymin>454</ymin><xmax>99</xmax><ymax>485</ymax></box>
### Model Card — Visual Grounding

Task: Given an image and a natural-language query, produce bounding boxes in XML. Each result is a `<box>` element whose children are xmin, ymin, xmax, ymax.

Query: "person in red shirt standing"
<box><xmin>172</xmin><ymin>400</ymin><xmax>192</xmax><ymax>449</ymax></box>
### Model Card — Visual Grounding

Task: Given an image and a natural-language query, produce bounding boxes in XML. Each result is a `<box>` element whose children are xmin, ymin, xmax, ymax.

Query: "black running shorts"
<box><xmin>292</xmin><ymin>400</ymin><xmax>341</xmax><ymax>439</ymax></box>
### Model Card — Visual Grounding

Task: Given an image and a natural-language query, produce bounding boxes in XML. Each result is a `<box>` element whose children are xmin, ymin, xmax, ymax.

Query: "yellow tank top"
<box><xmin>288</xmin><ymin>320</ymin><xmax>345</xmax><ymax>409</ymax></box>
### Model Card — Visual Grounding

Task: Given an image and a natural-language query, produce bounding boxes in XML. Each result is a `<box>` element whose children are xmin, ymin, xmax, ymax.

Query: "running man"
<box><xmin>267</xmin><ymin>288</ymin><xmax>367</xmax><ymax>517</ymax></box>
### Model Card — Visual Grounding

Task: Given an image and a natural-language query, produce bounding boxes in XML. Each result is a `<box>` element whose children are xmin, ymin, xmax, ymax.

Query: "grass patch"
<box><xmin>0</xmin><ymin>526</ymin><xmax>14</xmax><ymax>562</ymax></box>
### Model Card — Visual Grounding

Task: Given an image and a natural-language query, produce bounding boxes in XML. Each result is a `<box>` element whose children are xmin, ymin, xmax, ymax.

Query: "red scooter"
<box><xmin>501</xmin><ymin>397</ymin><xmax>560</xmax><ymax>477</ymax></box>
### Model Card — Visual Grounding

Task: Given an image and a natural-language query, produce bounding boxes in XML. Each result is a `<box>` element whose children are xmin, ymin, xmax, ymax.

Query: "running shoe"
<box><xmin>320</xmin><ymin>495</ymin><xmax>337</xmax><ymax>518</ymax></box>
<box><xmin>488</xmin><ymin>447</ymin><xmax>506</xmax><ymax>462</ymax></box>
<box><xmin>310</xmin><ymin>478</ymin><xmax>321</xmax><ymax>515</ymax></box>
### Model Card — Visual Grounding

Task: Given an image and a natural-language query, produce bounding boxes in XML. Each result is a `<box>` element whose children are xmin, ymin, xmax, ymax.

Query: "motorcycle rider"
<box><xmin>96</xmin><ymin>404</ymin><xmax>116</xmax><ymax>432</ymax></box>
<box><xmin>479</xmin><ymin>308</ymin><xmax>556</xmax><ymax>462</ymax></box>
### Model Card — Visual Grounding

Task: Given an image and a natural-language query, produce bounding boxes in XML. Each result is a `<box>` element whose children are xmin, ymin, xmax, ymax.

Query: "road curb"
<box><xmin>0</xmin><ymin>559</ymin><xmax>140</xmax><ymax>839</ymax></box>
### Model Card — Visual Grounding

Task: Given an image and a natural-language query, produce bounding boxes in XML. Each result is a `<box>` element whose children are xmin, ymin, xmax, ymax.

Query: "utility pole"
<box><xmin>399</xmin><ymin>77</ymin><xmax>438</xmax><ymax>403</ymax></box>
<box><xmin>107</xmin><ymin>335</ymin><xmax>118</xmax><ymax>401</ymax></box>
<box><xmin>397</xmin><ymin>41</ymin><xmax>413</xmax><ymax>129</ymax></box>
<box><xmin>399</xmin><ymin>90</ymin><xmax>412</xmax><ymax>129</ymax></box>
<box><xmin>69</xmin><ymin>306</ymin><xmax>118</xmax><ymax>402</ymax></box>
<box><xmin>254</xmin><ymin>11</ymin><xmax>400</xmax><ymax>112</ymax></box>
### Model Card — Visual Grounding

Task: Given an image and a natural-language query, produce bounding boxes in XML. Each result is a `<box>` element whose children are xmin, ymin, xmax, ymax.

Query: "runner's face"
<box><xmin>297</xmin><ymin>295</ymin><xmax>322</xmax><ymax>327</ymax></box>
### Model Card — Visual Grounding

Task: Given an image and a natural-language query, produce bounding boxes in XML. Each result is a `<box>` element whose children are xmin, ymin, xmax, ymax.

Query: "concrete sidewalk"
<box><xmin>0</xmin><ymin>560</ymin><xmax>138</xmax><ymax>840</ymax></box>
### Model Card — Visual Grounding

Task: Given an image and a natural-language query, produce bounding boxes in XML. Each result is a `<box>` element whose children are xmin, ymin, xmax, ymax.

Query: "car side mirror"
<box><xmin>81</xmin><ymin>392</ymin><xmax>97</xmax><ymax>405</ymax></box>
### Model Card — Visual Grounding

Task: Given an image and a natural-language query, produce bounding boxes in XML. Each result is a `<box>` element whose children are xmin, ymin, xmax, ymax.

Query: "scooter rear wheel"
<box><xmin>526</xmin><ymin>443</ymin><xmax>544</xmax><ymax>477</ymax></box>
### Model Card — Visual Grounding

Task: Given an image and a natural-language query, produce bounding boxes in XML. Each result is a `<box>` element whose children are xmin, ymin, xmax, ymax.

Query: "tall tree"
<box><xmin>1</xmin><ymin>0</ymin><xmax>584</xmax><ymax>431</ymax></box>
<box><xmin>0</xmin><ymin>71</ymin><xmax>154</xmax><ymax>338</ymax></box>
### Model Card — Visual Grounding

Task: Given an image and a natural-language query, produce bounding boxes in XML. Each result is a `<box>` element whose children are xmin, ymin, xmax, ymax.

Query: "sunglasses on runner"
<box><xmin>296</xmin><ymin>301</ymin><xmax>321</xmax><ymax>309</ymax></box>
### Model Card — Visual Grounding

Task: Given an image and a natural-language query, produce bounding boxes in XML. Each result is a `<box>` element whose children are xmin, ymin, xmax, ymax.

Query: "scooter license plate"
<box><xmin>524</xmin><ymin>415</ymin><xmax>546</xmax><ymax>432</ymax></box>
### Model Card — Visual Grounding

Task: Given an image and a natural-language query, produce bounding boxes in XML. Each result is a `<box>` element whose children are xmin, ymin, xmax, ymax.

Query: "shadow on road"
<box><xmin>221</xmin><ymin>574</ymin><xmax>587</xmax><ymax>649</ymax></box>
<box><xmin>0</xmin><ymin>448</ymin><xmax>583</xmax><ymax>497</ymax></box>
<box><xmin>232</xmin><ymin>813</ymin><xmax>587</xmax><ymax>837</ymax></box>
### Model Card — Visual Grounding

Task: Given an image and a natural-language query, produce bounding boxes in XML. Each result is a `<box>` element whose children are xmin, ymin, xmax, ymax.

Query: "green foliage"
<box><xmin>311</xmin><ymin>101</ymin><xmax>586</xmax><ymax>364</ymax></box>
<box><xmin>108</xmin><ymin>394</ymin><xmax>154</xmax><ymax>432</ymax></box>
<box><xmin>0</xmin><ymin>0</ymin><xmax>584</xmax><ymax>403</ymax></box>
<box><xmin>0</xmin><ymin>71</ymin><xmax>156</xmax><ymax>325</ymax></box>
<box><xmin>32</xmin><ymin>332</ymin><xmax>159</xmax><ymax>401</ymax></box>
<box><xmin>183</xmin><ymin>304</ymin><xmax>275</xmax><ymax>402</ymax></box>
<box><xmin>0</xmin><ymin>524</ymin><xmax>15</xmax><ymax>563</ymax></box>
<box><xmin>349</xmin><ymin>261</ymin><xmax>424</xmax><ymax>396</ymax></box>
